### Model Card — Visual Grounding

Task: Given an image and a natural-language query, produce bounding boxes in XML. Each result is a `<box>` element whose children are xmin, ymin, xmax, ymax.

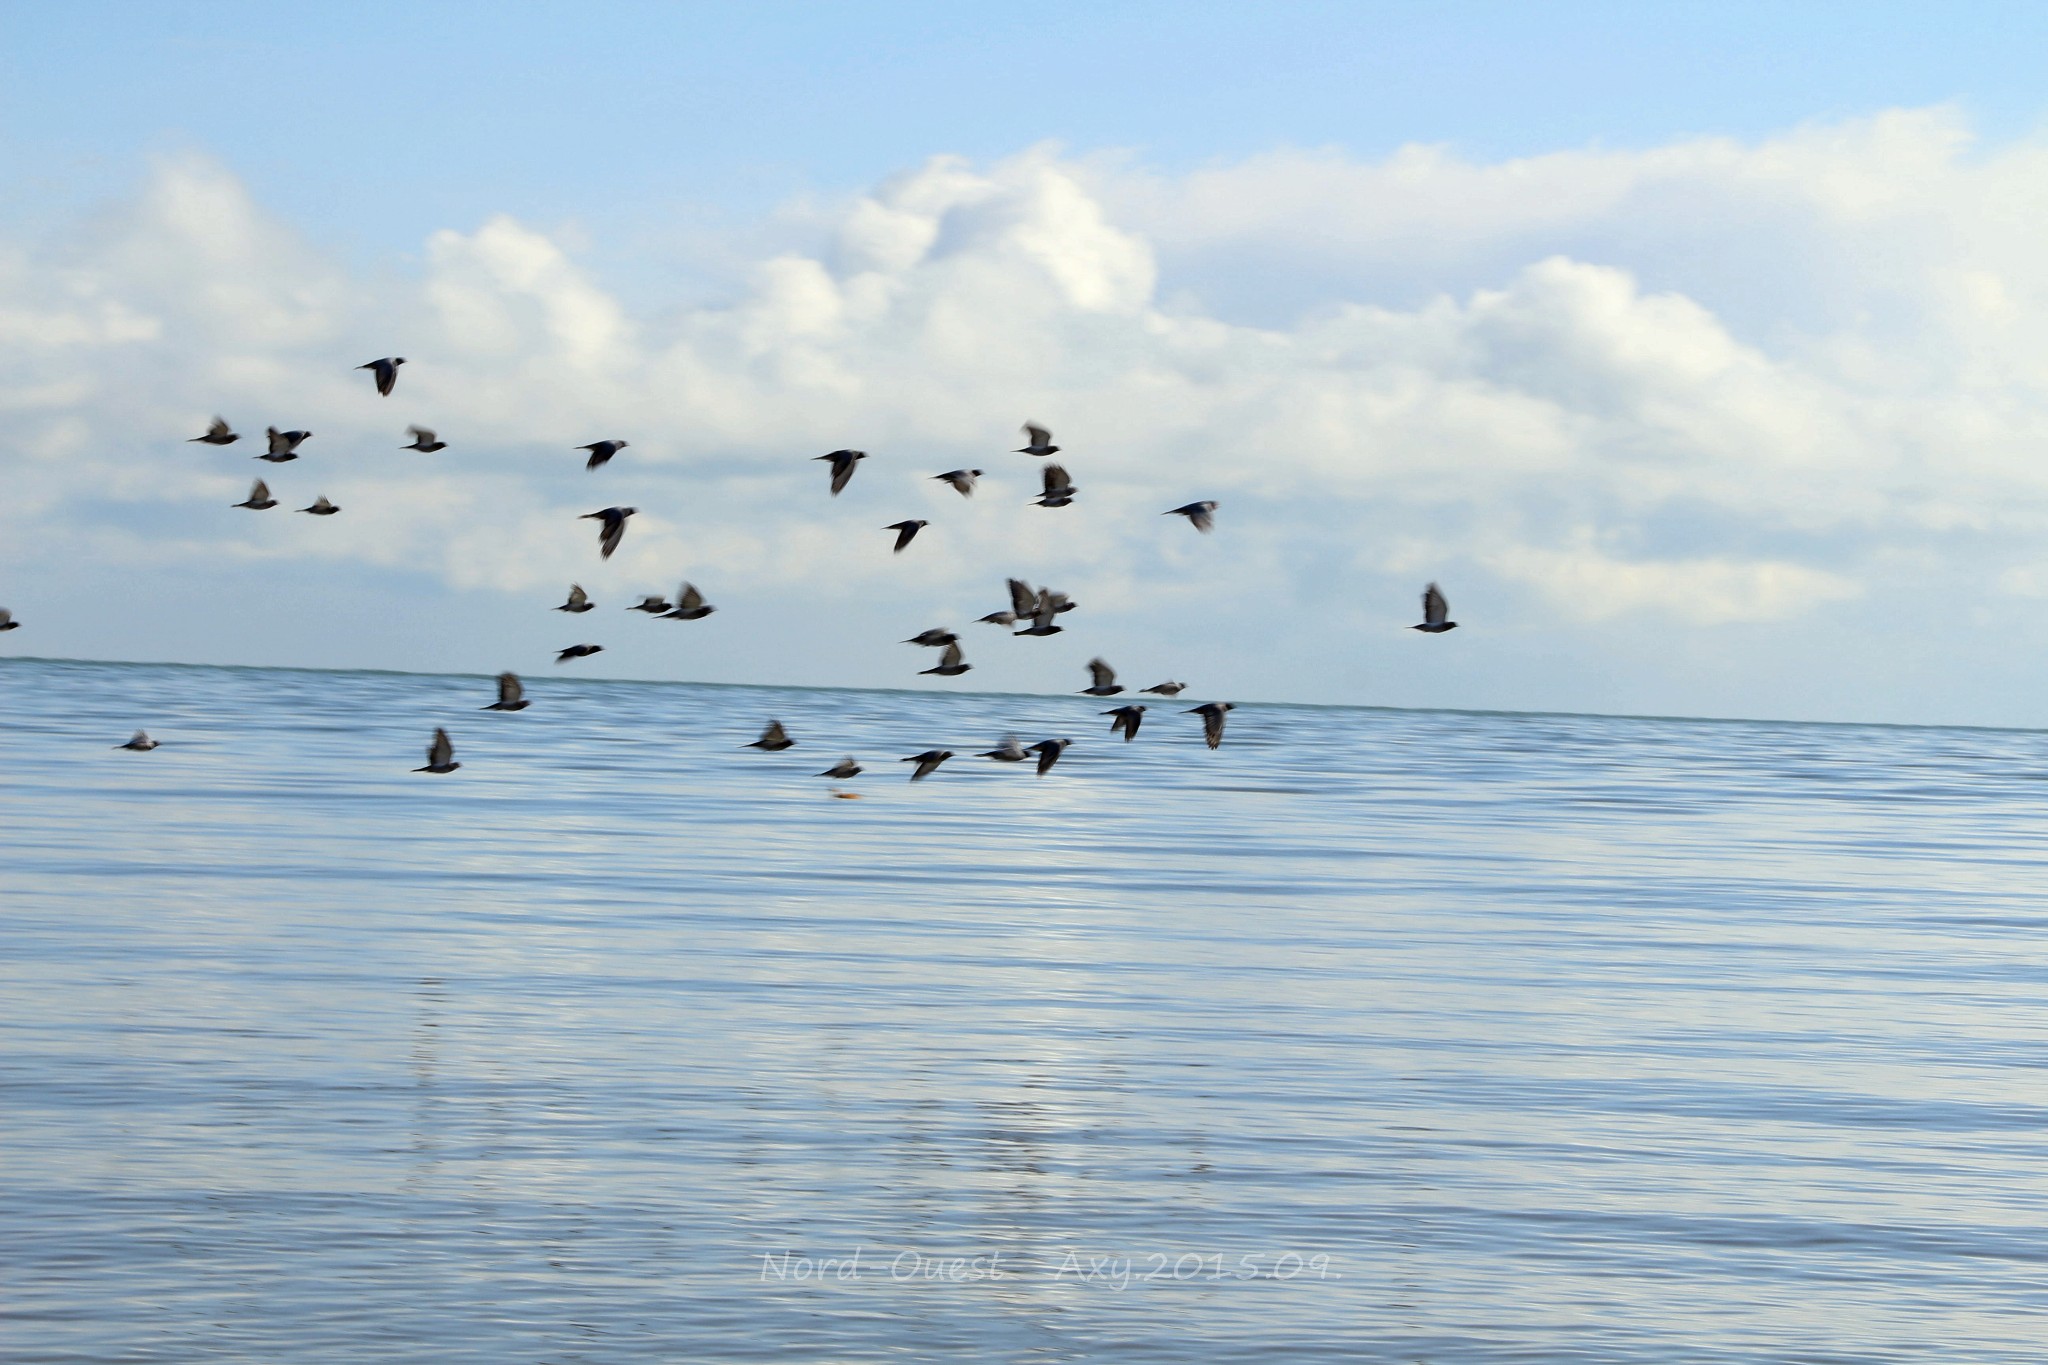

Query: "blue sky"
<box><xmin>7</xmin><ymin>4</ymin><xmax>2048</xmax><ymax>725</ymax></box>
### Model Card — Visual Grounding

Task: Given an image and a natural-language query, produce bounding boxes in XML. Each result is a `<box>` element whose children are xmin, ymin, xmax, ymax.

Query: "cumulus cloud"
<box><xmin>7</xmin><ymin>113</ymin><xmax>2048</xmax><ymax>717</ymax></box>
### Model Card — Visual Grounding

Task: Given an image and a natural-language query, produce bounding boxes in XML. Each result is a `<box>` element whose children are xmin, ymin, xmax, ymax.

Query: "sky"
<box><xmin>7</xmin><ymin>2</ymin><xmax>2048</xmax><ymax>725</ymax></box>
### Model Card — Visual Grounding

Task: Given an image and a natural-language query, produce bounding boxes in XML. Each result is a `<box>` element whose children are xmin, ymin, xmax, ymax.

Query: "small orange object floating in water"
<box><xmin>830</xmin><ymin>791</ymin><xmax>862</xmax><ymax>800</ymax></box>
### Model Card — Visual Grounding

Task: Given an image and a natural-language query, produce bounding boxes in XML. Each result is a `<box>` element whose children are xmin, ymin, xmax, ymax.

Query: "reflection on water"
<box><xmin>6</xmin><ymin>657</ymin><xmax>2048</xmax><ymax>1361</ymax></box>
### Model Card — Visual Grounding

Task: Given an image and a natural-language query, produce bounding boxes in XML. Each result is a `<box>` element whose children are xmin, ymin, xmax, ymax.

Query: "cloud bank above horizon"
<box><xmin>8</xmin><ymin>107</ymin><xmax>2048</xmax><ymax>725</ymax></box>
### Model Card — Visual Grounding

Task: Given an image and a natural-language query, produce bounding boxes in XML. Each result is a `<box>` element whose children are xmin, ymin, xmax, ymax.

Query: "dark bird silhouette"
<box><xmin>1014</xmin><ymin>584</ymin><xmax>1074</xmax><ymax>637</ymax></box>
<box><xmin>661</xmin><ymin>583</ymin><xmax>715</xmax><ymax>620</ymax></box>
<box><xmin>556</xmin><ymin>644</ymin><xmax>604</xmax><ymax>664</ymax></box>
<box><xmin>581</xmin><ymin>506</ymin><xmax>637</xmax><ymax>559</ymax></box>
<box><xmin>902</xmin><ymin>749</ymin><xmax>955</xmax><ymax>781</ymax></box>
<box><xmin>190</xmin><ymin>417</ymin><xmax>238</xmax><ymax>445</ymax></box>
<box><xmin>816</xmin><ymin>448</ymin><xmax>866</xmax><ymax>495</ymax></box>
<box><xmin>1141</xmin><ymin>681</ymin><xmax>1188</xmax><ymax>697</ymax></box>
<box><xmin>484</xmin><ymin>672</ymin><xmax>529</xmax><ymax>711</ymax></box>
<box><xmin>116</xmin><ymin>730</ymin><xmax>159</xmax><ymax>751</ymax></box>
<box><xmin>1104</xmin><ymin>705</ymin><xmax>1146</xmax><ymax>741</ymax></box>
<box><xmin>261</xmin><ymin>427</ymin><xmax>311</xmax><ymax>461</ymax></box>
<box><xmin>234</xmin><ymin>479</ymin><xmax>277</xmax><ymax>510</ymax></box>
<box><xmin>1413</xmin><ymin>582</ymin><xmax>1458</xmax><ymax>633</ymax></box>
<box><xmin>819</xmin><ymin>756</ymin><xmax>863</xmax><ymax>779</ymax></box>
<box><xmin>579</xmin><ymin>439</ymin><xmax>629</xmax><ymax>470</ymax></box>
<box><xmin>934</xmin><ymin>469</ymin><xmax>981</xmax><ymax>496</ymax></box>
<box><xmin>980</xmin><ymin>735</ymin><xmax>1029</xmax><ymax>762</ymax></box>
<box><xmin>415</xmin><ymin>726</ymin><xmax>459</xmax><ymax>773</ymax></box>
<box><xmin>1187</xmin><ymin>701</ymin><xmax>1234</xmax><ymax>749</ymax></box>
<box><xmin>1033</xmin><ymin>463</ymin><xmax>1076</xmax><ymax>507</ymax></box>
<box><xmin>885</xmin><ymin>519</ymin><xmax>928</xmax><ymax>553</ymax></box>
<box><xmin>0</xmin><ymin>608</ymin><xmax>19</xmax><ymax>631</ymax></box>
<box><xmin>298</xmin><ymin>495</ymin><xmax>340</xmax><ymax>516</ymax></box>
<box><xmin>747</xmin><ymin>720</ymin><xmax>794</xmax><ymax>751</ymax></box>
<box><xmin>1016</xmin><ymin>423</ymin><xmax>1059</xmax><ymax>457</ymax></box>
<box><xmin>1165</xmin><ymin>500</ymin><xmax>1218</xmax><ymax>533</ymax></box>
<box><xmin>978</xmin><ymin>611</ymin><xmax>1019</xmax><ymax>627</ymax></box>
<box><xmin>1028</xmin><ymin>739</ymin><xmax>1071</xmax><ymax>775</ymax></box>
<box><xmin>359</xmin><ymin>357</ymin><xmax>405</xmax><ymax>396</ymax></box>
<box><xmin>904</xmin><ymin>628</ymin><xmax>958</xmax><ymax>647</ymax></box>
<box><xmin>920</xmin><ymin>642</ymin><xmax>970</xmax><ymax>676</ymax></box>
<box><xmin>628</xmin><ymin>593</ymin><xmax>671</xmax><ymax>614</ymax></box>
<box><xmin>403</xmin><ymin>426</ymin><xmax>446</xmax><ymax>452</ymax></box>
<box><xmin>1080</xmin><ymin>658</ymin><xmax>1122</xmax><ymax>696</ymax></box>
<box><xmin>557</xmin><ymin>584</ymin><xmax>594</xmax><ymax>613</ymax></box>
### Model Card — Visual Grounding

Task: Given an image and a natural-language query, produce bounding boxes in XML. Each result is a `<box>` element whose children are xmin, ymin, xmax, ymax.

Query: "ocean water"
<box><xmin>5</xmin><ymin>655</ymin><xmax>2048</xmax><ymax>1363</ymax></box>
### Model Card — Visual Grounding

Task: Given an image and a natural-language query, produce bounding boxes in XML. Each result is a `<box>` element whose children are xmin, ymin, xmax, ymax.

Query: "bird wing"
<box><xmin>1035</xmin><ymin>743</ymin><xmax>1063</xmax><ymax>775</ymax></box>
<box><xmin>1202</xmin><ymin>707</ymin><xmax>1227</xmax><ymax>749</ymax></box>
<box><xmin>994</xmin><ymin>735</ymin><xmax>1025</xmax><ymax>759</ymax></box>
<box><xmin>761</xmin><ymin>720</ymin><xmax>790</xmax><ymax>747</ymax></box>
<box><xmin>599</xmin><ymin>516</ymin><xmax>626</xmax><ymax>559</ymax></box>
<box><xmin>408</xmin><ymin>425</ymin><xmax>434</xmax><ymax>443</ymax></box>
<box><xmin>1423</xmin><ymin>583</ymin><xmax>1447</xmax><ymax>626</ymax></box>
<box><xmin>1087</xmin><ymin>658</ymin><xmax>1115</xmax><ymax>689</ymax></box>
<box><xmin>497</xmin><ymin>672</ymin><xmax>522</xmax><ymax>706</ymax></box>
<box><xmin>250</xmin><ymin>479</ymin><xmax>270</xmax><ymax>501</ymax></box>
<box><xmin>1007</xmin><ymin>578</ymin><xmax>1036</xmax><ymax>616</ymax></box>
<box><xmin>1041</xmin><ymin>464</ymin><xmax>1067</xmax><ymax>494</ymax></box>
<box><xmin>429</xmin><ymin>728</ymin><xmax>453</xmax><ymax>766</ymax></box>
<box><xmin>266</xmin><ymin>427</ymin><xmax>285</xmax><ymax>455</ymax></box>
<box><xmin>0</xmin><ymin>609</ymin><xmax>11</xmax><ymax>626</ymax></box>
<box><xmin>1189</xmin><ymin>504</ymin><xmax>1214</xmax><ymax>532</ymax></box>
<box><xmin>567</xmin><ymin>584</ymin><xmax>588</xmax><ymax>608</ymax></box>
<box><xmin>938</xmin><ymin>642</ymin><xmax>964</xmax><ymax>669</ymax></box>
<box><xmin>1022</xmin><ymin>423</ymin><xmax>1051</xmax><ymax>448</ymax></box>
<box><xmin>677</xmin><ymin>583</ymin><xmax>705</xmax><ymax>612</ymax></box>
<box><xmin>376</xmin><ymin>362</ymin><xmax>396</xmax><ymax>395</ymax></box>
<box><xmin>827</xmin><ymin>452</ymin><xmax>859</xmax><ymax>494</ymax></box>
<box><xmin>207</xmin><ymin>417</ymin><xmax>231</xmax><ymax>439</ymax></box>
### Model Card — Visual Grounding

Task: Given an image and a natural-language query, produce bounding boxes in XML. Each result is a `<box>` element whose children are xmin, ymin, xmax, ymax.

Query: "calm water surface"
<box><xmin>5</xmin><ymin>657</ymin><xmax>2048</xmax><ymax>1362</ymax></box>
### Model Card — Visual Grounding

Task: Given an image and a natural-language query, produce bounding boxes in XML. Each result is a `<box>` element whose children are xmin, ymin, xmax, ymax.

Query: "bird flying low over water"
<box><xmin>1166</xmin><ymin>501</ymin><xmax>1218</xmax><ymax>533</ymax></box>
<box><xmin>980</xmin><ymin>735</ymin><xmax>1029</xmax><ymax>762</ymax></box>
<box><xmin>934</xmin><ymin>469</ymin><xmax>981</xmax><ymax>496</ymax></box>
<box><xmin>359</xmin><ymin>357</ymin><xmax>405</xmax><ymax>396</ymax></box>
<box><xmin>557</xmin><ymin>584</ymin><xmax>594</xmax><ymax>613</ymax></box>
<box><xmin>1034</xmin><ymin>464</ymin><xmax>1077</xmax><ymax>508</ymax></box>
<box><xmin>1027</xmin><ymin>739</ymin><xmax>1071</xmax><ymax>775</ymax></box>
<box><xmin>235</xmin><ymin>479</ymin><xmax>277</xmax><ymax>510</ymax></box>
<box><xmin>415</xmin><ymin>727</ymin><xmax>459</xmax><ymax>773</ymax></box>
<box><xmin>904</xmin><ymin>628</ymin><xmax>958</xmax><ymax>648</ymax></box>
<box><xmin>1142</xmin><ymin>681</ymin><xmax>1188</xmax><ymax>697</ymax></box>
<box><xmin>298</xmin><ymin>496</ymin><xmax>339</xmax><ymax>516</ymax></box>
<box><xmin>403</xmin><ymin>426</ymin><xmax>446</xmax><ymax>452</ymax></box>
<box><xmin>581</xmin><ymin>506</ymin><xmax>636</xmax><ymax>559</ymax></box>
<box><xmin>819</xmin><ymin>756</ymin><xmax>863</xmax><ymax>779</ymax></box>
<box><xmin>556</xmin><ymin>644</ymin><xmax>604</xmax><ymax>664</ymax></box>
<box><xmin>116</xmin><ymin>730</ymin><xmax>159</xmax><ymax>751</ymax></box>
<box><xmin>1081</xmin><ymin>658</ymin><xmax>1122</xmax><ymax>696</ymax></box>
<box><xmin>1016</xmin><ymin>423</ymin><xmax>1059</xmax><ymax>457</ymax></box>
<box><xmin>816</xmin><ymin>449</ymin><xmax>866</xmax><ymax>495</ymax></box>
<box><xmin>1413</xmin><ymin>583</ymin><xmax>1458</xmax><ymax>633</ymax></box>
<box><xmin>661</xmin><ymin>583</ymin><xmax>715</xmax><ymax>620</ymax></box>
<box><xmin>920</xmin><ymin>642</ymin><xmax>971</xmax><ymax>676</ymax></box>
<box><xmin>1104</xmin><ymin>705</ymin><xmax>1146</xmax><ymax>741</ymax></box>
<box><xmin>902</xmin><ymin>749</ymin><xmax>955</xmax><ymax>781</ymax></box>
<box><xmin>885</xmin><ymin>520</ymin><xmax>928</xmax><ymax>553</ymax></box>
<box><xmin>485</xmin><ymin>672</ymin><xmax>529</xmax><ymax>711</ymax></box>
<box><xmin>1187</xmin><ymin>701</ymin><xmax>1234</xmax><ymax>749</ymax></box>
<box><xmin>747</xmin><ymin>720</ymin><xmax>795</xmax><ymax>751</ymax></box>
<box><xmin>629</xmin><ymin>593</ymin><xmax>671</xmax><ymax>614</ymax></box>
<box><xmin>261</xmin><ymin>427</ymin><xmax>311</xmax><ymax>461</ymax></box>
<box><xmin>190</xmin><ymin>417</ymin><xmax>238</xmax><ymax>445</ymax></box>
<box><xmin>0</xmin><ymin>608</ymin><xmax>18</xmax><ymax>631</ymax></box>
<box><xmin>579</xmin><ymin>439</ymin><xmax>629</xmax><ymax>470</ymax></box>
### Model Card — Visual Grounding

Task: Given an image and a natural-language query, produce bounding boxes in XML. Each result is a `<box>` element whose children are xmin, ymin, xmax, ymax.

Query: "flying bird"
<box><xmin>234</xmin><ymin>479</ymin><xmax>277</xmax><ymax>510</ymax></box>
<box><xmin>1080</xmin><ymin>658</ymin><xmax>1122</xmax><ymax>696</ymax></box>
<box><xmin>902</xmin><ymin>749</ymin><xmax>955</xmax><ymax>781</ymax></box>
<box><xmin>747</xmin><ymin>720</ymin><xmax>795</xmax><ymax>751</ymax></box>
<box><xmin>628</xmin><ymin>593</ymin><xmax>671</xmax><ymax>614</ymax></box>
<box><xmin>556</xmin><ymin>644</ymin><xmax>604</xmax><ymax>664</ymax></box>
<box><xmin>1013</xmin><ymin>583</ymin><xmax>1074</xmax><ymax>637</ymax></box>
<box><xmin>485</xmin><ymin>672</ymin><xmax>530</xmax><ymax>711</ymax></box>
<box><xmin>980</xmin><ymin>735</ymin><xmax>1029</xmax><ymax>763</ymax></box>
<box><xmin>819</xmin><ymin>757</ymin><xmax>863</xmax><ymax>779</ymax></box>
<box><xmin>662</xmin><ymin>583</ymin><xmax>715</xmax><ymax>620</ymax></box>
<box><xmin>1015</xmin><ymin>423</ymin><xmax>1059</xmax><ymax>457</ymax></box>
<box><xmin>358</xmin><ymin>357</ymin><xmax>406</xmax><ymax>396</ymax></box>
<box><xmin>298</xmin><ymin>496</ymin><xmax>340</xmax><ymax>516</ymax></box>
<box><xmin>1028</xmin><ymin>739</ymin><xmax>1071</xmax><ymax>776</ymax></box>
<box><xmin>579</xmin><ymin>439</ymin><xmax>629</xmax><ymax>470</ymax></box>
<box><xmin>816</xmin><ymin>449</ymin><xmax>866</xmax><ymax>495</ymax></box>
<box><xmin>403</xmin><ymin>426</ymin><xmax>446</xmax><ymax>452</ymax></box>
<box><xmin>920</xmin><ymin>642</ymin><xmax>971</xmax><ymax>677</ymax></box>
<box><xmin>1033</xmin><ymin>464</ymin><xmax>1076</xmax><ymax>508</ymax></box>
<box><xmin>1165</xmin><ymin>501</ymin><xmax>1218</xmax><ymax>533</ymax></box>
<box><xmin>190</xmin><ymin>417</ymin><xmax>239</xmax><ymax>446</ymax></box>
<box><xmin>904</xmin><ymin>628</ymin><xmax>958</xmax><ymax>648</ymax></box>
<box><xmin>261</xmin><ymin>427</ymin><xmax>311</xmax><ymax>461</ymax></box>
<box><xmin>0</xmin><ymin>608</ymin><xmax>18</xmax><ymax>631</ymax></box>
<box><xmin>557</xmin><ymin>584</ymin><xmax>594</xmax><ymax>613</ymax></box>
<box><xmin>415</xmin><ymin>727</ymin><xmax>459</xmax><ymax>773</ymax></box>
<box><xmin>1413</xmin><ymin>583</ymin><xmax>1458</xmax><ymax>633</ymax></box>
<box><xmin>1104</xmin><ymin>705</ymin><xmax>1146</xmax><ymax>741</ymax></box>
<box><xmin>885</xmin><ymin>520</ymin><xmax>928</xmax><ymax>553</ymax></box>
<box><xmin>1141</xmin><ymin>681</ymin><xmax>1188</xmax><ymax>697</ymax></box>
<box><xmin>1187</xmin><ymin>701</ymin><xmax>1234</xmax><ymax>749</ymax></box>
<box><xmin>116</xmin><ymin>730</ymin><xmax>159</xmax><ymax>751</ymax></box>
<box><xmin>581</xmin><ymin>506</ymin><xmax>637</xmax><ymax>559</ymax></box>
<box><xmin>933</xmin><ymin>469</ymin><xmax>981</xmax><ymax>496</ymax></box>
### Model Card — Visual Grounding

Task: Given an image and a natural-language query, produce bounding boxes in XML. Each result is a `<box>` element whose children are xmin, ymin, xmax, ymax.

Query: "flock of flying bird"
<box><xmin>2</xmin><ymin>359</ymin><xmax>1463</xmax><ymax>780</ymax></box>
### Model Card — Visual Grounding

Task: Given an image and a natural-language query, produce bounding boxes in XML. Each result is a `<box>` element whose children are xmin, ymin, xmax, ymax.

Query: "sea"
<box><xmin>5</xmin><ymin>655</ymin><xmax>2048</xmax><ymax>1363</ymax></box>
